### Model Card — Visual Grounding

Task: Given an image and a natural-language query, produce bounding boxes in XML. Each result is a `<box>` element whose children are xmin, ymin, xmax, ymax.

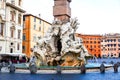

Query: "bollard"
<box><xmin>56</xmin><ymin>65</ymin><xmax>61</xmax><ymax>74</ymax></box>
<box><xmin>80</xmin><ymin>64</ymin><xmax>86</xmax><ymax>74</ymax></box>
<box><xmin>113</xmin><ymin>63</ymin><xmax>118</xmax><ymax>73</ymax></box>
<box><xmin>100</xmin><ymin>63</ymin><xmax>105</xmax><ymax>73</ymax></box>
<box><xmin>9</xmin><ymin>64</ymin><xmax>16</xmax><ymax>73</ymax></box>
<box><xmin>29</xmin><ymin>64</ymin><xmax>37</xmax><ymax>74</ymax></box>
<box><xmin>0</xmin><ymin>63</ymin><xmax>2</xmax><ymax>72</ymax></box>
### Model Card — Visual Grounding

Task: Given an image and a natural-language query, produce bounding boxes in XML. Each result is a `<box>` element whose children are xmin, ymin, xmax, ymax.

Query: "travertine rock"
<box><xmin>30</xmin><ymin>18</ymin><xmax>90</xmax><ymax>67</ymax></box>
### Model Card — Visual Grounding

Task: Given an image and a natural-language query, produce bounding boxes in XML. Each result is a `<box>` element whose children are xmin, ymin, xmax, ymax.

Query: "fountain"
<box><xmin>29</xmin><ymin>0</ymin><xmax>90</xmax><ymax>68</ymax></box>
<box><xmin>30</xmin><ymin>18</ymin><xmax>90</xmax><ymax>68</ymax></box>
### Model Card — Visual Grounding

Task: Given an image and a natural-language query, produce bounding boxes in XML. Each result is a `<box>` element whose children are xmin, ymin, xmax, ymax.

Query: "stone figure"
<box><xmin>30</xmin><ymin>18</ymin><xmax>90</xmax><ymax>67</ymax></box>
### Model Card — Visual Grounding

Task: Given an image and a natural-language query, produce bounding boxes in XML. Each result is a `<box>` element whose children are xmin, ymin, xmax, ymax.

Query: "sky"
<box><xmin>23</xmin><ymin>0</ymin><xmax>120</xmax><ymax>34</ymax></box>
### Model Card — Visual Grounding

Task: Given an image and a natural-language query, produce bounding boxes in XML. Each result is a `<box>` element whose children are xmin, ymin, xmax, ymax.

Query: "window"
<box><xmin>23</xmin><ymin>16</ymin><xmax>25</xmax><ymax>21</ymax></box>
<box><xmin>110</xmin><ymin>44</ymin><xmax>113</xmax><ymax>47</ymax></box>
<box><xmin>10</xmin><ymin>11</ymin><xmax>16</xmax><ymax>22</ymax></box>
<box><xmin>34</xmin><ymin>25</ymin><xmax>36</xmax><ymax>30</ymax></box>
<box><xmin>10</xmin><ymin>48</ymin><xmax>13</xmax><ymax>53</ymax></box>
<box><xmin>10</xmin><ymin>27</ymin><xmax>14</xmax><ymax>38</ymax></box>
<box><xmin>98</xmin><ymin>41</ymin><xmax>100</xmax><ymax>43</ymax></box>
<box><xmin>0</xmin><ymin>23</ymin><xmax>4</xmax><ymax>36</ymax></box>
<box><xmin>90</xmin><ymin>45</ymin><xmax>92</xmax><ymax>48</ymax></box>
<box><xmin>105</xmin><ymin>40</ymin><xmax>107</xmax><ymax>42</ymax></box>
<box><xmin>118</xmin><ymin>44</ymin><xmax>120</xmax><ymax>47</ymax></box>
<box><xmin>114</xmin><ymin>44</ymin><xmax>116</xmax><ymax>47</ymax></box>
<box><xmin>94</xmin><ymin>41</ymin><xmax>96</xmax><ymax>44</ymax></box>
<box><xmin>90</xmin><ymin>41</ymin><xmax>92</xmax><ymax>43</ymax></box>
<box><xmin>17</xmin><ymin>43</ymin><xmax>20</xmax><ymax>50</ymax></box>
<box><xmin>11</xmin><ymin>30</ymin><xmax>14</xmax><ymax>37</ymax></box>
<box><xmin>39</xmin><ymin>26</ymin><xmax>41</xmax><ymax>31</ymax></box>
<box><xmin>23</xmin><ymin>34</ymin><xmax>26</xmax><ymax>40</ymax></box>
<box><xmin>110</xmin><ymin>39</ymin><xmax>112</xmax><ymax>42</ymax></box>
<box><xmin>34</xmin><ymin>17</ymin><xmax>36</xmax><ymax>22</ymax></box>
<box><xmin>90</xmin><ymin>49</ymin><xmax>92</xmax><ymax>51</ymax></box>
<box><xmin>18</xmin><ymin>0</ymin><xmax>21</xmax><ymax>6</ymax></box>
<box><xmin>18</xmin><ymin>14</ymin><xmax>21</xmax><ymax>25</ymax></box>
<box><xmin>114</xmin><ymin>39</ymin><xmax>116</xmax><ymax>42</ymax></box>
<box><xmin>39</xmin><ymin>20</ymin><xmax>41</xmax><ymax>24</ymax></box>
<box><xmin>86</xmin><ymin>45</ymin><xmax>88</xmax><ymax>48</ymax></box>
<box><xmin>22</xmin><ymin>46</ymin><xmax>26</xmax><ymax>51</ymax></box>
<box><xmin>108</xmin><ymin>44</ymin><xmax>110</xmax><ymax>47</ymax></box>
<box><xmin>33</xmin><ymin>34</ymin><xmax>36</xmax><ymax>41</ymax></box>
<box><xmin>118</xmin><ymin>39</ymin><xmax>120</xmax><ymax>42</ymax></box>
<box><xmin>18</xmin><ymin>30</ymin><xmax>21</xmax><ymax>39</ymax></box>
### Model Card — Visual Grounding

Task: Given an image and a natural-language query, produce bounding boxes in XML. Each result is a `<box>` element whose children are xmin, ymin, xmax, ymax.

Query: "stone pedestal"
<box><xmin>100</xmin><ymin>63</ymin><xmax>105</xmax><ymax>73</ymax></box>
<box><xmin>9</xmin><ymin>64</ymin><xmax>16</xmax><ymax>73</ymax></box>
<box><xmin>56</xmin><ymin>65</ymin><xmax>61</xmax><ymax>74</ymax></box>
<box><xmin>0</xmin><ymin>63</ymin><xmax>2</xmax><ymax>71</ymax></box>
<box><xmin>80</xmin><ymin>64</ymin><xmax>86</xmax><ymax>74</ymax></box>
<box><xmin>29</xmin><ymin>64</ymin><xmax>37</xmax><ymax>74</ymax></box>
<box><xmin>114</xmin><ymin>63</ymin><xmax>118</xmax><ymax>73</ymax></box>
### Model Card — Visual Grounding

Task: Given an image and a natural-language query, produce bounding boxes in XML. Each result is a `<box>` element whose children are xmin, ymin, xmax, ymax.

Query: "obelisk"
<box><xmin>53</xmin><ymin>0</ymin><xmax>71</xmax><ymax>22</ymax></box>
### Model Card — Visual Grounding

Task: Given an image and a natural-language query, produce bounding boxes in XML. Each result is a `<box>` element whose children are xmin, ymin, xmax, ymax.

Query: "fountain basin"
<box><xmin>13</xmin><ymin>62</ymin><xmax>113</xmax><ymax>71</ymax></box>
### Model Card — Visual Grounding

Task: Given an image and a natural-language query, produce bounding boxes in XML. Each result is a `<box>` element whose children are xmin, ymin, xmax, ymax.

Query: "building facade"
<box><xmin>101</xmin><ymin>33</ymin><xmax>120</xmax><ymax>58</ymax></box>
<box><xmin>76</xmin><ymin>33</ymin><xmax>102</xmax><ymax>58</ymax></box>
<box><xmin>0</xmin><ymin>0</ymin><xmax>25</xmax><ymax>54</ymax></box>
<box><xmin>22</xmin><ymin>14</ymin><xmax>51</xmax><ymax>58</ymax></box>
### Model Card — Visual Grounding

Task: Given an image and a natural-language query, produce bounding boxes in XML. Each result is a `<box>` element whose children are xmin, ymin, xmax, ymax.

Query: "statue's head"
<box><xmin>52</xmin><ymin>19</ymin><xmax>62</xmax><ymax>25</ymax></box>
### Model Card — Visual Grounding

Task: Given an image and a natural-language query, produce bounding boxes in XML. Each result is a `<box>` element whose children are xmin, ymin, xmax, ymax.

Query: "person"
<box><xmin>30</xmin><ymin>56</ymin><xmax>36</xmax><ymax>63</ymax></box>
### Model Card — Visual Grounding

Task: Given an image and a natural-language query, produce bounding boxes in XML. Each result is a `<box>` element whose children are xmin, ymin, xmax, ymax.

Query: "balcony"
<box><xmin>6</xmin><ymin>2</ymin><xmax>25</xmax><ymax>13</ymax></box>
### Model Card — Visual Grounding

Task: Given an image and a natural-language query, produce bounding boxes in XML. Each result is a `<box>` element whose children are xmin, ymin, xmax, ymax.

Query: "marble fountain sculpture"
<box><xmin>30</xmin><ymin>18</ymin><xmax>90</xmax><ymax>67</ymax></box>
